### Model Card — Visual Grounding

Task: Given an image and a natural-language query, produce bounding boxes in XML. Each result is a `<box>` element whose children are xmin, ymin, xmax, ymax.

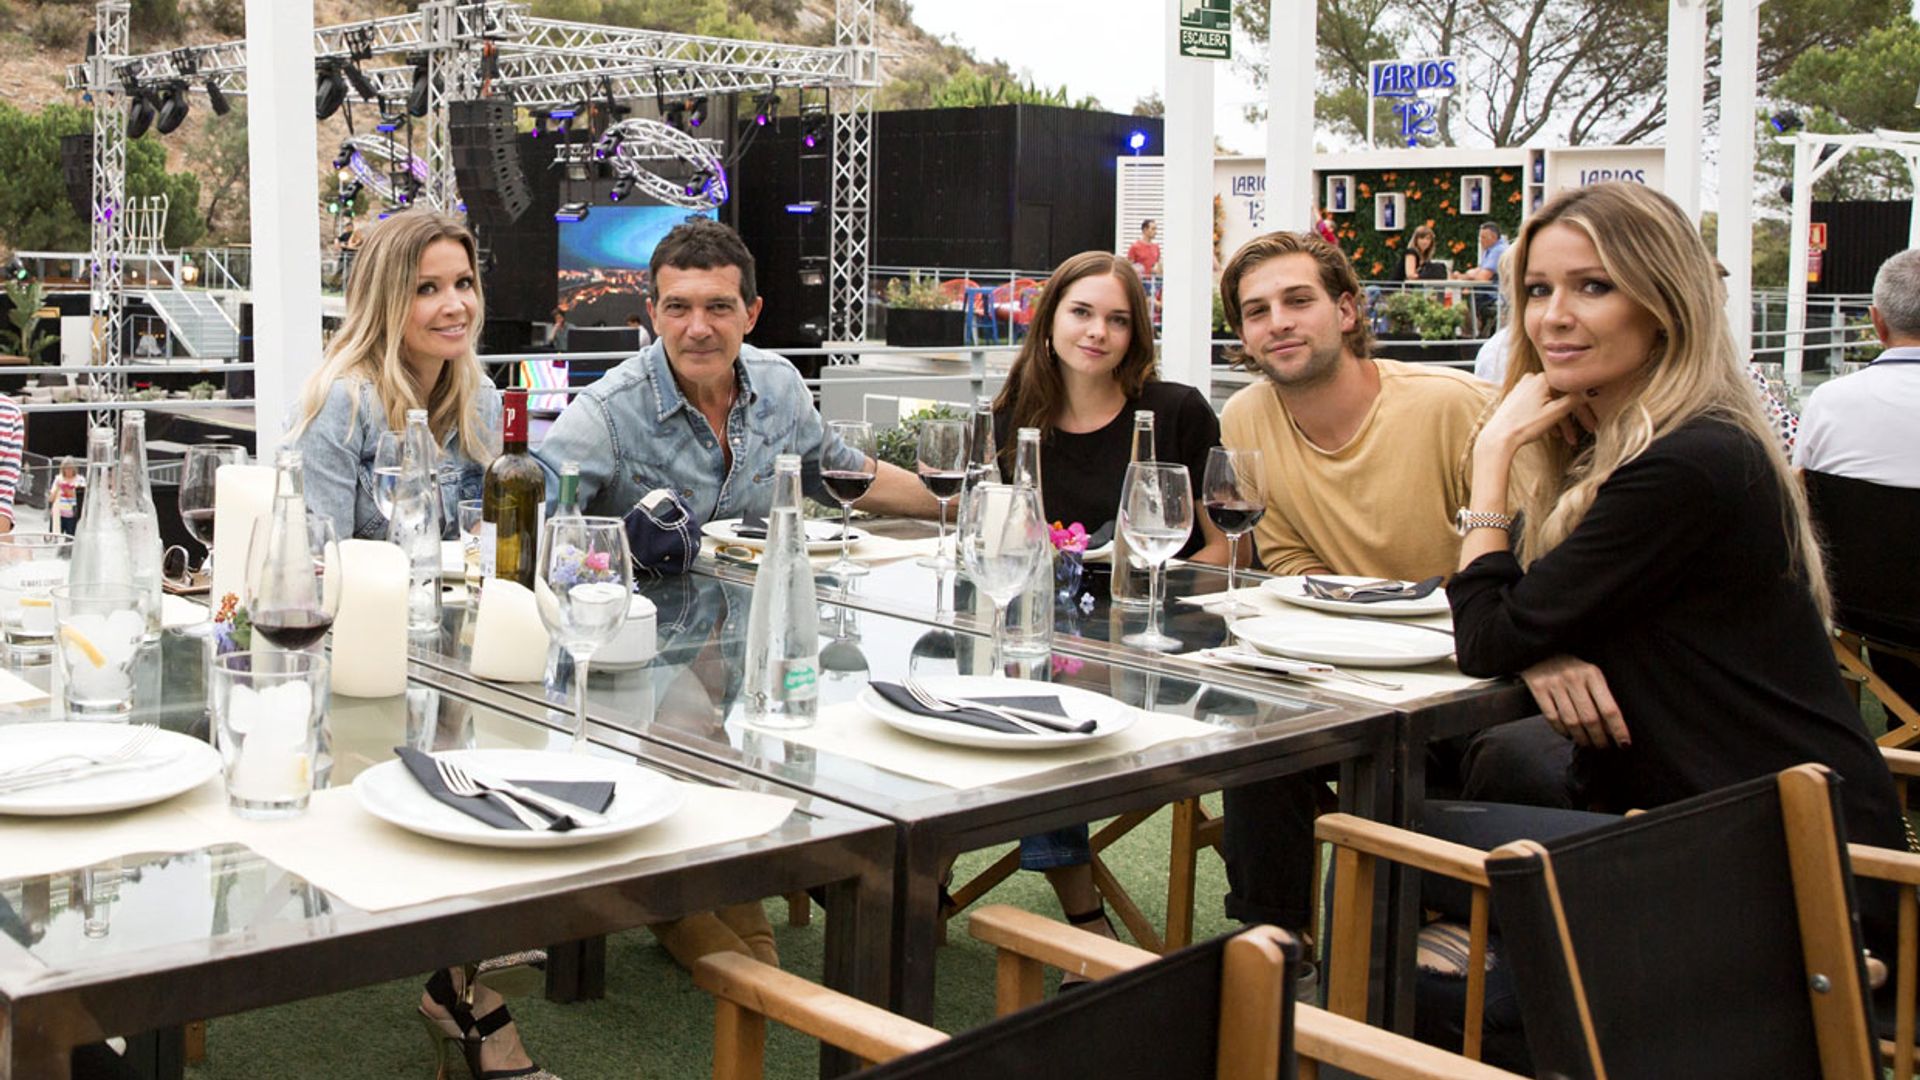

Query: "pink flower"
<box><xmin>585</xmin><ymin>551</ymin><xmax>612</xmax><ymax>572</ymax></box>
<box><xmin>1049</xmin><ymin>521</ymin><xmax>1089</xmax><ymax>553</ymax></box>
<box><xmin>1050</xmin><ymin>654</ymin><xmax>1084</xmax><ymax>677</ymax></box>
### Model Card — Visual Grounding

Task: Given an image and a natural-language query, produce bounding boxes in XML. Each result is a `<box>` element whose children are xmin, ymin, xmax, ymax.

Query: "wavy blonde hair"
<box><xmin>1500</xmin><ymin>182</ymin><xmax>1828</xmax><ymax>614</ymax></box>
<box><xmin>287</xmin><ymin>210</ymin><xmax>495</xmax><ymax>464</ymax></box>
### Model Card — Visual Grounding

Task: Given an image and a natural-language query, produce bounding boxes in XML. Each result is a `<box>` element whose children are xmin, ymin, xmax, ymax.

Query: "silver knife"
<box><xmin>454</xmin><ymin>764</ymin><xmax>611</xmax><ymax>827</ymax></box>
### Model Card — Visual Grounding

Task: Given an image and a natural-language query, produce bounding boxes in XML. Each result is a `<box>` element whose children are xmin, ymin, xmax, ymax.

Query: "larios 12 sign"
<box><xmin>1368</xmin><ymin>57</ymin><xmax>1461</xmax><ymax>147</ymax></box>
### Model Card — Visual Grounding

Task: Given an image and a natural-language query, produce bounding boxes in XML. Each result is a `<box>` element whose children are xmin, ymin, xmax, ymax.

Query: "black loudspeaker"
<box><xmin>59</xmin><ymin>133</ymin><xmax>93</xmax><ymax>221</ymax></box>
<box><xmin>449</xmin><ymin>98</ymin><xmax>531</xmax><ymax>224</ymax></box>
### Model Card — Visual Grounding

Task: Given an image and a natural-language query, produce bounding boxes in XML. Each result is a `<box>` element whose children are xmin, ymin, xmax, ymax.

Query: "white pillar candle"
<box><xmin>470</xmin><ymin>579</ymin><xmax>552</xmax><ymax>683</ymax></box>
<box><xmin>210</xmin><ymin>464</ymin><xmax>276</xmax><ymax>612</ymax></box>
<box><xmin>330</xmin><ymin>540</ymin><xmax>410</xmax><ymax>697</ymax></box>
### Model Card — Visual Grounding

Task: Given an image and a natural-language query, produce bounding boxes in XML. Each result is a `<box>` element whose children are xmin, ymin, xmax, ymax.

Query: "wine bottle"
<box><xmin>743</xmin><ymin>455</ymin><xmax>819</xmax><ymax>729</ymax></box>
<box><xmin>482</xmin><ymin>388</ymin><xmax>545</xmax><ymax>589</ymax></box>
<box><xmin>1002</xmin><ymin>427</ymin><xmax>1053</xmax><ymax>658</ymax></box>
<box><xmin>555</xmin><ymin>460</ymin><xmax>582</xmax><ymax>518</ymax></box>
<box><xmin>965</xmin><ymin>396</ymin><xmax>997</xmax><ymax>494</ymax></box>
<box><xmin>71</xmin><ymin>427</ymin><xmax>132</xmax><ymax>593</ymax></box>
<box><xmin>1110</xmin><ymin>410</ymin><xmax>1155</xmax><ymax>608</ymax></box>
<box><xmin>116</xmin><ymin>411</ymin><xmax>164</xmax><ymax>641</ymax></box>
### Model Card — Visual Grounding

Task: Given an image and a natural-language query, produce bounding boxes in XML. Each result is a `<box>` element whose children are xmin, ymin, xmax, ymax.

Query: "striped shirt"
<box><xmin>0</xmin><ymin>395</ymin><xmax>21</xmax><ymax>524</ymax></box>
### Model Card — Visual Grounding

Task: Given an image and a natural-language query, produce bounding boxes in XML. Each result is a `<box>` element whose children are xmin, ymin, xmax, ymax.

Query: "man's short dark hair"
<box><xmin>1480</xmin><ymin>220</ymin><xmax>1502</xmax><ymax>238</ymax></box>
<box><xmin>1141</xmin><ymin>219</ymin><xmax>1155</xmax><ymax>232</ymax></box>
<box><xmin>649</xmin><ymin>217</ymin><xmax>758</xmax><ymax>304</ymax></box>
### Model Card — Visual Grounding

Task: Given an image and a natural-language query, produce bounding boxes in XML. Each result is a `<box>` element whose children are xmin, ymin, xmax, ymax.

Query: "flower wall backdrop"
<box><xmin>1325</xmin><ymin>166</ymin><xmax>1525</xmax><ymax>280</ymax></box>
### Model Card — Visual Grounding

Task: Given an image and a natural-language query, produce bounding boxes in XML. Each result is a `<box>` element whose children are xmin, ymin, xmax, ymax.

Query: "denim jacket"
<box><xmin>534</xmin><ymin>340</ymin><xmax>862</xmax><ymax>522</ymax></box>
<box><xmin>287</xmin><ymin>379</ymin><xmax>500</xmax><ymax>542</ymax></box>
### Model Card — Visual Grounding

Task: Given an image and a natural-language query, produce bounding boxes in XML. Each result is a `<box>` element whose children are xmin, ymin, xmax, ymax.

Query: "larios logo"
<box><xmin>1371</xmin><ymin>59</ymin><xmax>1459</xmax><ymax>98</ymax></box>
<box><xmin>1579</xmin><ymin>169</ymin><xmax>1648</xmax><ymax>185</ymax></box>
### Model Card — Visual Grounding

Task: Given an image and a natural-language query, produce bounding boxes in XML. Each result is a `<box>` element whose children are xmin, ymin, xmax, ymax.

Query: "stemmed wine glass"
<box><xmin>822</xmin><ymin>421</ymin><xmax>877</xmax><ymax>579</ymax></box>
<box><xmin>535</xmin><ymin>516</ymin><xmax>634</xmax><ymax>752</ymax></box>
<box><xmin>246</xmin><ymin>512</ymin><xmax>341</xmax><ymax>652</ymax></box>
<box><xmin>914</xmin><ymin>418</ymin><xmax>969</xmax><ymax>571</ymax></box>
<box><xmin>1118</xmin><ymin>462</ymin><xmax>1192</xmax><ymax>652</ymax></box>
<box><xmin>1201</xmin><ymin>447</ymin><xmax>1267</xmax><ymax>617</ymax></box>
<box><xmin>957</xmin><ymin>483</ymin><xmax>1047</xmax><ymax>670</ymax></box>
<box><xmin>177</xmin><ymin>444</ymin><xmax>246</xmax><ymax>636</ymax></box>
<box><xmin>371</xmin><ymin>429</ymin><xmax>404</xmax><ymax>519</ymax></box>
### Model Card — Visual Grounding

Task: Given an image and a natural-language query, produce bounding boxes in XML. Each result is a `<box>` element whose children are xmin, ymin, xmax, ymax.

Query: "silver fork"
<box><xmin>0</xmin><ymin>725</ymin><xmax>159</xmax><ymax>783</ymax></box>
<box><xmin>899</xmin><ymin>679</ymin><xmax>1051</xmax><ymax>735</ymax></box>
<box><xmin>435</xmin><ymin>758</ymin><xmax>551</xmax><ymax>831</ymax></box>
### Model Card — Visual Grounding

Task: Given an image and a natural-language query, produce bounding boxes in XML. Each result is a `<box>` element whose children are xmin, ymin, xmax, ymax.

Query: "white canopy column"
<box><xmin>1265</xmin><ymin>0</ymin><xmax>1316</xmax><ymax>256</ymax></box>
<box><xmin>1716</xmin><ymin>0</ymin><xmax>1760</xmax><ymax>360</ymax></box>
<box><xmin>1664</xmin><ymin>0</ymin><xmax>1707</xmax><ymax>222</ymax></box>
<box><xmin>1159</xmin><ymin>0</ymin><xmax>1215</xmax><ymax>397</ymax></box>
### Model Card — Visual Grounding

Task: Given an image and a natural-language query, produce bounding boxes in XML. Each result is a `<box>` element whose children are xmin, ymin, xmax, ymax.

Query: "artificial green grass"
<box><xmin>185</xmin><ymin>799</ymin><xmax>1237</xmax><ymax>1079</ymax></box>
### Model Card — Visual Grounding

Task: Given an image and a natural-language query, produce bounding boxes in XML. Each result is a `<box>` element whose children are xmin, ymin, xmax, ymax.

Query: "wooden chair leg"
<box><xmin>183</xmin><ymin>1020</ymin><xmax>207</xmax><ymax>1065</ymax></box>
<box><xmin>784</xmin><ymin>891</ymin><xmax>811</xmax><ymax>928</ymax></box>
<box><xmin>1165</xmin><ymin>797</ymin><xmax>1202</xmax><ymax>952</ymax></box>
<box><xmin>1091</xmin><ymin>855</ymin><xmax>1163</xmax><ymax>953</ymax></box>
<box><xmin>1837</xmin><ymin>634</ymin><xmax>1920</xmax><ymax>747</ymax></box>
<box><xmin>712</xmin><ymin>998</ymin><xmax>767</xmax><ymax>1080</ymax></box>
<box><xmin>995</xmin><ymin>949</ymin><xmax>1046</xmax><ymax>1016</ymax></box>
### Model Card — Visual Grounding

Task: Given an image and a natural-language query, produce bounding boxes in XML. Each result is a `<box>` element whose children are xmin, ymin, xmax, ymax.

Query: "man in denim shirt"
<box><xmin>536</xmin><ymin>219</ymin><xmax>933</xmax><ymax>521</ymax></box>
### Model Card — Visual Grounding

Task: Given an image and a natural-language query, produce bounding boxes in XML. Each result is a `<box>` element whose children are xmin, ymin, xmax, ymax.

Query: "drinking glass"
<box><xmin>822</xmin><ymin>421</ymin><xmax>877</xmax><ymax>579</ymax></box>
<box><xmin>914</xmin><ymin>418</ymin><xmax>969</xmax><ymax>570</ymax></box>
<box><xmin>371</xmin><ymin>429</ymin><xmax>404</xmax><ymax>519</ymax></box>
<box><xmin>536</xmin><ymin>516</ymin><xmax>634</xmax><ymax>752</ymax></box>
<box><xmin>0</xmin><ymin>532</ymin><xmax>74</xmax><ymax>659</ymax></box>
<box><xmin>1201</xmin><ymin>447</ymin><xmax>1267</xmax><ymax>617</ymax></box>
<box><xmin>178</xmin><ymin>444</ymin><xmax>246</xmax><ymax>596</ymax></box>
<box><xmin>456</xmin><ymin>499</ymin><xmax>486</xmax><ymax>594</ymax></box>
<box><xmin>957</xmin><ymin>483</ymin><xmax>1047</xmax><ymax>668</ymax></box>
<box><xmin>51</xmin><ymin>582</ymin><xmax>146</xmax><ymax>717</ymax></box>
<box><xmin>1118</xmin><ymin>462</ymin><xmax>1192</xmax><ymax>652</ymax></box>
<box><xmin>245</xmin><ymin>513</ymin><xmax>341</xmax><ymax>652</ymax></box>
<box><xmin>212</xmin><ymin>651</ymin><xmax>329</xmax><ymax>819</ymax></box>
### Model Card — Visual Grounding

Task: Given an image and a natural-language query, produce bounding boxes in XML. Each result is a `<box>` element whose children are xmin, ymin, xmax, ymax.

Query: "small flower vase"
<box><xmin>1054</xmin><ymin>549</ymin><xmax>1084</xmax><ymax>611</ymax></box>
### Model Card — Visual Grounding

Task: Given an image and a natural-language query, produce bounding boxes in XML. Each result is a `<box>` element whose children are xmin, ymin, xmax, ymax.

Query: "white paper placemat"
<box><xmin>762</xmin><ymin>698</ymin><xmax>1219</xmax><ymax>789</ymax></box>
<box><xmin>1178</xmin><ymin>588</ymin><xmax>1492</xmax><ymax>705</ymax></box>
<box><xmin>702</xmin><ymin>533</ymin><xmax>942</xmax><ymax>568</ymax></box>
<box><xmin>0</xmin><ymin>668</ymin><xmax>50</xmax><ymax>708</ymax></box>
<box><xmin>0</xmin><ymin>775</ymin><xmax>796</xmax><ymax>913</ymax></box>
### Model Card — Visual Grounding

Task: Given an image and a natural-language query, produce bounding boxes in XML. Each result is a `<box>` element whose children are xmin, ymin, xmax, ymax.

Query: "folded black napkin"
<box><xmin>870</xmin><ymin>682</ymin><xmax>1081</xmax><ymax>736</ymax></box>
<box><xmin>1085</xmin><ymin>521</ymin><xmax>1116</xmax><ymax>548</ymax></box>
<box><xmin>729</xmin><ymin>513</ymin><xmax>846</xmax><ymax>543</ymax></box>
<box><xmin>1303</xmin><ymin>574</ymin><xmax>1444</xmax><ymax>604</ymax></box>
<box><xmin>395</xmin><ymin>747</ymin><xmax>618</xmax><ymax>832</ymax></box>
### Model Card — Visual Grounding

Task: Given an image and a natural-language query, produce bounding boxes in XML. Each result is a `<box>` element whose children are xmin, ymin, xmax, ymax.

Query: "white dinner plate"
<box><xmin>1079</xmin><ymin>541</ymin><xmax>1116</xmax><ymax>565</ymax></box>
<box><xmin>1262</xmin><ymin>575</ymin><xmax>1451</xmax><ymax>618</ymax></box>
<box><xmin>702</xmin><ymin>518</ymin><xmax>869</xmax><ymax>555</ymax></box>
<box><xmin>352</xmin><ymin>748</ymin><xmax>687</xmax><ymax>849</ymax></box>
<box><xmin>0</xmin><ymin>723</ymin><xmax>222</xmax><ymax>817</ymax></box>
<box><xmin>1230</xmin><ymin>616</ymin><xmax>1455</xmax><ymax>668</ymax></box>
<box><xmin>856</xmin><ymin>675</ymin><xmax>1137</xmax><ymax>751</ymax></box>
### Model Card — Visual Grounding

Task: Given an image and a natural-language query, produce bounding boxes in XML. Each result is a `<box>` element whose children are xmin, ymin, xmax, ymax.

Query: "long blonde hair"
<box><xmin>287</xmin><ymin>210</ymin><xmax>495</xmax><ymax>464</ymax></box>
<box><xmin>1499</xmin><ymin>182</ymin><xmax>1828</xmax><ymax>613</ymax></box>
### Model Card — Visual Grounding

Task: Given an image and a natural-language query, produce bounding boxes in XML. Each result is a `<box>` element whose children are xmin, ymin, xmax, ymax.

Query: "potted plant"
<box><xmin>875</xmin><ymin>401</ymin><xmax>965</xmax><ymax>470</ymax></box>
<box><xmin>189</xmin><ymin>380</ymin><xmax>217</xmax><ymax>400</ymax></box>
<box><xmin>0</xmin><ymin>280</ymin><xmax>56</xmax><ymax>365</ymax></box>
<box><xmin>1375</xmin><ymin>290</ymin><xmax>1471</xmax><ymax>365</ymax></box>
<box><xmin>882</xmin><ymin>278</ymin><xmax>966</xmax><ymax>348</ymax></box>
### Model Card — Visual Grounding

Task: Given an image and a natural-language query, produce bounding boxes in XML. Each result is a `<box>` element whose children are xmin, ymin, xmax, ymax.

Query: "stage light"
<box><xmin>1128</xmin><ymin>129</ymin><xmax>1148</xmax><ymax>153</ymax></box>
<box><xmin>663</xmin><ymin>99</ymin><xmax>686</xmax><ymax>130</ymax></box>
<box><xmin>205</xmin><ymin>76</ymin><xmax>230</xmax><ymax>116</ymax></box>
<box><xmin>339</xmin><ymin>180</ymin><xmax>363</xmax><ymax>208</ymax></box>
<box><xmin>785</xmin><ymin>201</ymin><xmax>821</xmax><ymax>215</ymax></box>
<box><xmin>155</xmin><ymin>81</ymin><xmax>190</xmax><ymax>134</ymax></box>
<box><xmin>332</xmin><ymin>139</ymin><xmax>355</xmax><ymax>170</ymax></box>
<box><xmin>126</xmin><ymin>90</ymin><xmax>157</xmax><ymax>139</ymax></box>
<box><xmin>685</xmin><ymin>168</ymin><xmax>714</xmax><ymax>198</ymax></box>
<box><xmin>550</xmin><ymin>101</ymin><xmax>584</xmax><ymax>122</ymax></box>
<box><xmin>592</xmin><ymin>130</ymin><xmax>624</xmax><ymax>160</ymax></box>
<box><xmin>687</xmin><ymin>97</ymin><xmax>708</xmax><ymax>128</ymax></box>
<box><xmin>316</xmin><ymin>60</ymin><xmax>348</xmax><ymax>120</ymax></box>
<box><xmin>341</xmin><ymin>60</ymin><xmax>379</xmax><ymax>103</ymax></box>
<box><xmin>555</xmin><ymin>201</ymin><xmax>591</xmax><ymax>223</ymax></box>
<box><xmin>1769</xmin><ymin>110</ymin><xmax>1803</xmax><ymax>134</ymax></box>
<box><xmin>800</xmin><ymin>108</ymin><xmax>828</xmax><ymax>149</ymax></box>
<box><xmin>408</xmin><ymin>57</ymin><xmax>432</xmax><ymax>117</ymax></box>
<box><xmin>754</xmin><ymin>90</ymin><xmax>779</xmax><ymax>126</ymax></box>
<box><xmin>377</xmin><ymin>114</ymin><xmax>403</xmax><ymax>133</ymax></box>
<box><xmin>609</xmin><ymin>177</ymin><xmax>636</xmax><ymax>202</ymax></box>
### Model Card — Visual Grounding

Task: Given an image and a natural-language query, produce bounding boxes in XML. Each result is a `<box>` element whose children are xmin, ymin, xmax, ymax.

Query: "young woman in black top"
<box><xmin>1451</xmin><ymin>182</ymin><xmax>1904</xmax><ymax>891</ymax></box>
<box><xmin>1400</xmin><ymin>224</ymin><xmax>1439</xmax><ymax>282</ymax></box>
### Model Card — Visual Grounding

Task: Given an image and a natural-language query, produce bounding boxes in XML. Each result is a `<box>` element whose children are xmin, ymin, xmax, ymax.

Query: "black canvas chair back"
<box><xmin>856</xmin><ymin>931</ymin><xmax>1301</xmax><ymax>1079</ymax></box>
<box><xmin>1486</xmin><ymin>766</ymin><xmax>1878</xmax><ymax>1080</ymax></box>
<box><xmin>1805</xmin><ymin>470</ymin><xmax>1920</xmax><ymax>647</ymax></box>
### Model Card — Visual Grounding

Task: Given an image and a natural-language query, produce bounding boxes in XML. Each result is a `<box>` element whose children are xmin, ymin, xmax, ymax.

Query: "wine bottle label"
<box><xmin>479</xmin><ymin>522</ymin><xmax>497</xmax><ymax>579</ymax></box>
<box><xmin>778</xmin><ymin>658</ymin><xmax>818</xmax><ymax>701</ymax></box>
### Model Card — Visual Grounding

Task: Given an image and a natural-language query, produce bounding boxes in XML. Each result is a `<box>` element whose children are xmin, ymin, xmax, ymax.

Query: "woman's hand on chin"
<box><xmin>1477</xmin><ymin>373</ymin><xmax>1588</xmax><ymax>461</ymax></box>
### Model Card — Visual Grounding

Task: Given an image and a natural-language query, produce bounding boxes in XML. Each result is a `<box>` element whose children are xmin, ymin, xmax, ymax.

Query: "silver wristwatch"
<box><xmin>1455</xmin><ymin>507</ymin><xmax>1516</xmax><ymax>537</ymax></box>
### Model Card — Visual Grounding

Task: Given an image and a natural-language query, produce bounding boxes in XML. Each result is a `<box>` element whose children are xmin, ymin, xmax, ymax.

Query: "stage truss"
<box><xmin>68</xmin><ymin>0</ymin><xmax>881</xmax><ymax>385</ymax></box>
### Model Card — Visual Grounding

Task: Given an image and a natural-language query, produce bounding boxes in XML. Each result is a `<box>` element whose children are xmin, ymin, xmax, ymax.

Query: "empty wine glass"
<box><xmin>1118</xmin><ymin>462</ymin><xmax>1192</xmax><ymax>652</ymax></box>
<box><xmin>1201</xmin><ymin>447</ymin><xmax>1267</xmax><ymax>617</ymax></box>
<box><xmin>915</xmin><ymin>418</ymin><xmax>969</xmax><ymax>571</ymax></box>
<box><xmin>371</xmin><ymin>429</ymin><xmax>404</xmax><ymax>520</ymax></box>
<box><xmin>823</xmin><ymin>421</ymin><xmax>877</xmax><ymax>579</ymax></box>
<box><xmin>536</xmin><ymin>516</ymin><xmax>634</xmax><ymax>752</ymax></box>
<box><xmin>957</xmin><ymin>483</ymin><xmax>1047</xmax><ymax>669</ymax></box>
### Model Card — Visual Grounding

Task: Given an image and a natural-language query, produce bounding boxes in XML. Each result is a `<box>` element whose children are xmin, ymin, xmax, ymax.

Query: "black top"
<box><xmin>1450</xmin><ymin>419</ymin><xmax>1904</xmax><ymax>859</ymax></box>
<box><xmin>993</xmin><ymin>380</ymin><xmax>1220</xmax><ymax>559</ymax></box>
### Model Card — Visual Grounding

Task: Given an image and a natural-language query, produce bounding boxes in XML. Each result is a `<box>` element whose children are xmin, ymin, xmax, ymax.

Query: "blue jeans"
<box><xmin>1019</xmin><ymin>825</ymin><xmax>1091</xmax><ymax>871</ymax></box>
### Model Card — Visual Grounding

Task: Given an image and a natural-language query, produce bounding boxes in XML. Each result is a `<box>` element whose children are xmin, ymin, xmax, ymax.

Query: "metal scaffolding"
<box><xmin>69</xmin><ymin>0</ymin><xmax>882</xmax><ymax>381</ymax></box>
<box><xmin>85</xmin><ymin>0</ymin><xmax>130</xmax><ymax>431</ymax></box>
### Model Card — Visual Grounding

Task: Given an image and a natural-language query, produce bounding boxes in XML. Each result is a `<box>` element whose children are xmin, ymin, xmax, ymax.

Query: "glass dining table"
<box><xmin>409</xmin><ymin>559</ymin><xmax>1401</xmax><ymax>1021</ymax></box>
<box><xmin>0</xmin><ymin>625</ymin><xmax>896</xmax><ymax>1080</ymax></box>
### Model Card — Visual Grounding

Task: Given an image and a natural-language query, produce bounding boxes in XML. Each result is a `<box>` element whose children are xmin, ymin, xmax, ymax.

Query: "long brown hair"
<box><xmin>287</xmin><ymin>210</ymin><xmax>494</xmax><ymax>464</ymax></box>
<box><xmin>1495</xmin><ymin>182</ymin><xmax>1828</xmax><ymax>613</ymax></box>
<box><xmin>1408</xmin><ymin>224</ymin><xmax>1436</xmax><ymax>266</ymax></box>
<box><xmin>991</xmin><ymin>252</ymin><xmax>1156</xmax><ymax>471</ymax></box>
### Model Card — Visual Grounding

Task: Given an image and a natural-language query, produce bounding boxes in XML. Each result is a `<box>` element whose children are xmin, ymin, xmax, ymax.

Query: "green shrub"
<box><xmin>883</xmin><ymin>277</ymin><xmax>949</xmax><ymax>311</ymax></box>
<box><xmin>1378</xmin><ymin>290</ymin><xmax>1465</xmax><ymax>341</ymax></box>
<box><xmin>27</xmin><ymin>6</ymin><xmax>88</xmax><ymax>48</ymax></box>
<box><xmin>874</xmin><ymin>401</ymin><xmax>964</xmax><ymax>470</ymax></box>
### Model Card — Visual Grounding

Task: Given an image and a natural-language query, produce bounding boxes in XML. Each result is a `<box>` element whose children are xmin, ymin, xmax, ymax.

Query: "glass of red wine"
<box><xmin>915</xmin><ymin>418</ymin><xmax>969</xmax><ymax>571</ymax></box>
<box><xmin>823</xmin><ymin>420</ymin><xmax>877</xmax><ymax>580</ymax></box>
<box><xmin>246</xmin><ymin>512</ymin><xmax>341</xmax><ymax>652</ymax></box>
<box><xmin>1201</xmin><ymin>446</ymin><xmax>1266</xmax><ymax>617</ymax></box>
<box><xmin>176</xmin><ymin>443</ymin><xmax>246</xmax><ymax>637</ymax></box>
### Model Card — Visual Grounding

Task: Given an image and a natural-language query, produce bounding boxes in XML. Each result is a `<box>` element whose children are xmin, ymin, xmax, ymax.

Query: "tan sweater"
<box><xmin>1219</xmin><ymin>358</ymin><xmax>1492</xmax><ymax>582</ymax></box>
